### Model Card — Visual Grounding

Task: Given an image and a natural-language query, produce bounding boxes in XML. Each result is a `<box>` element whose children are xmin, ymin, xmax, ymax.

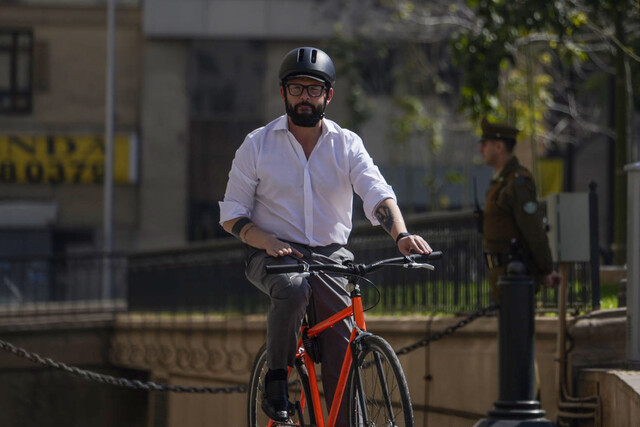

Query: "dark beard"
<box><xmin>285</xmin><ymin>99</ymin><xmax>326</xmax><ymax>127</ymax></box>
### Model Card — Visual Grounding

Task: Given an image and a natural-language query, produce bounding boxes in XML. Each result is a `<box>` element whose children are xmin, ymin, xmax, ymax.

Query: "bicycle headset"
<box><xmin>278</xmin><ymin>47</ymin><xmax>336</xmax><ymax>88</ymax></box>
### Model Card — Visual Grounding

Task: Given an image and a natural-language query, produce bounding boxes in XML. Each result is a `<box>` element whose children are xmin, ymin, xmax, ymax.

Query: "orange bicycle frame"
<box><xmin>294</xmin><ymin>287</ymin><xmax>367</xmax><ymax>427</ymax></box>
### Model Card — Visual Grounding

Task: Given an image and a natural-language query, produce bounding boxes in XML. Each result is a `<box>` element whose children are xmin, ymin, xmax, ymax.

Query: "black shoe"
<box><xmin>261</xmin><ymin>371</ymin><xmax>290</xmax><ymax>422</ymax></box>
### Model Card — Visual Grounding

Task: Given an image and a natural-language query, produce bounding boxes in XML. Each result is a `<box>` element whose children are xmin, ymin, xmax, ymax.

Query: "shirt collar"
<box><xmin>274</xmin><ymin>115</ymin><xmax>289</xmax><ymax>132</ymax></box>
<box><xmin>321</xmin><ymin>118</ymin><xmax>339</xmax><ymax>136</ymax></box>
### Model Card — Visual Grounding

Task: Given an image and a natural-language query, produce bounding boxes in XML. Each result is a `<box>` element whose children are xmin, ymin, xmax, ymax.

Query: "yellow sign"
<box><xmin>538</xmin><ymin>157</ymin><xmax>564</xmax><ymax>198</ymax></box>
<box><xmin>0</xmin><ymin>134</ymin><xmax>138</xmax><ymax>184</ymax></box>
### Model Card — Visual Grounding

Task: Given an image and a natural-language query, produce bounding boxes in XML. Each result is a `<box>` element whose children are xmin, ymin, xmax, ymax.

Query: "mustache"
<box><xmin>295</xmin><ymin>102</ymin><xmax>315</xmax><ymax>111</ymax></box>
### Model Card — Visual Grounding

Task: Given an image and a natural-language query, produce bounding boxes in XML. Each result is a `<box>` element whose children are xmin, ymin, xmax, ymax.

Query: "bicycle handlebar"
<box><xmin>265</xmin><ymin>251</ymin><xmax>443</xmax><ymax>276</ymax></box>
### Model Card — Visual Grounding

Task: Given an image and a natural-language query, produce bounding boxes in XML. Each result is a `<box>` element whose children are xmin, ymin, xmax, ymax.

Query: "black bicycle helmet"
<box><xmin>278</xmin><ymin>47</ymin><xmax>336</xmax><ymax>87</ymax></box>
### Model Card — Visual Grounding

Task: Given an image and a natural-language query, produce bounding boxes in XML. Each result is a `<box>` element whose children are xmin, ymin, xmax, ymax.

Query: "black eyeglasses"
<box><xmin>285</xmin><ymin>83</ymin><xmax>327</xmax><ymax>97</ymax></box>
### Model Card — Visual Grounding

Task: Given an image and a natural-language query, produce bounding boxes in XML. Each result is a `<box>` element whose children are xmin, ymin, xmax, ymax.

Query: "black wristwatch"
<box><xmin>395</xmin><ymin>232</ymin><xmax>412</xmax><ymax>245</ymax></box>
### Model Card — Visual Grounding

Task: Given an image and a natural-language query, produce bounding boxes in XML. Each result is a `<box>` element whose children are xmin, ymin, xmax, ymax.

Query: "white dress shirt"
<box><xmin>219</xmin><ymin>115</ymin><xmax>396</xmax><ymax>247</ymax></box>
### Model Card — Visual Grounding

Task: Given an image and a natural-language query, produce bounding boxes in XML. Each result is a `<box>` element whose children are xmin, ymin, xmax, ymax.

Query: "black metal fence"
<box><xmin>0</xmin><ymin>252</ymin><xmax>127</xmax><ymax>308</ymax></box>
<box><xmin>346</xmin><ymin>212</ymin><xmax>490</xmax><ymax>313</ymax></box>
<box><xmin>0</xmin><ymin>210</ymin><xmax>599</xmax><ymax>316</ymax></box>
<box><xmin>127</xmin><ymin>242</ymin><xmax>260</xmax><ymax>314</ymax></box>
<box><xmin>127</xmin><ymin>209</ymin><xmax>598</xmax><ymax>315</ymax></box>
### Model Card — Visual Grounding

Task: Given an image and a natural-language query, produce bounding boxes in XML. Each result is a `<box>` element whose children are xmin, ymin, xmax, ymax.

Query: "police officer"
<box><xmin>478</xmin><ymin>117</ymin><xmax>561</xmax><ymax>300</ymax></box>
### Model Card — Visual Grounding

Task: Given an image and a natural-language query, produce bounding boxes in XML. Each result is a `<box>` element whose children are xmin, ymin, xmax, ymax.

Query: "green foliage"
<box><xmin>322</xmin><ymin>0</ymin><xmax>640</xmax><ymax>126</ymax></box>
<box><xmin>452</xmin><ymin>1</ymin><xmax>580</xmax><ymax>119</ymax></box>
<box><xmin>600</xmin><ymin>283</ymin><xmax>620</xmax><ymax>310</ymax></box>
<box><xmin>452</xmin><ymin>0</ymin><xmax>640</xmax><ymax>119</ymax></box>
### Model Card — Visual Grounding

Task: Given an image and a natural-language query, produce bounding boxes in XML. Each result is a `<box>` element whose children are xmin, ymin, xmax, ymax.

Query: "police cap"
<box><xmin>480</xmin><ymin>117</ymin><xmax>519</xmax><ymax>143</ymax></box>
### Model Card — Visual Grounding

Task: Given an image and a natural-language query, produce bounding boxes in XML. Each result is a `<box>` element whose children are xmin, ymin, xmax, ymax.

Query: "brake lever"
<box><xmin>291</xmin><ymin>271</ymin><xmax>316</xmax><ymax>280</ymax></box>
<box><xmin>404</xmin><ymin>262</ymin><xmax>435</xmax><ymax>270</ymax></box>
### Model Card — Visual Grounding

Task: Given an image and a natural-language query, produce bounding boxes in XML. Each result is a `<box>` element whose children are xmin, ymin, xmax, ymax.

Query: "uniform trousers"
<box><xmin>245</xmin><ymin>242</ymin><xmax>353</xmax><ymax>425</ymax></box>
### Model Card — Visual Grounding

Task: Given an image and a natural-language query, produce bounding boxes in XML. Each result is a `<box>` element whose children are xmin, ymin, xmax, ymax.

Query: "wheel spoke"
<box><xmin>349</xmin><ymin>336</ymin><xmax>413</xmax><ymax>427</ymax></box>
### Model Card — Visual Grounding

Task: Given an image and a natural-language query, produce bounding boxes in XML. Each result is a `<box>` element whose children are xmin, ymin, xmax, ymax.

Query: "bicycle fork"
<box><xmin>351</xmin><ymin>331</ymin><xmax>373</xmax><ymax>425</ymax></box>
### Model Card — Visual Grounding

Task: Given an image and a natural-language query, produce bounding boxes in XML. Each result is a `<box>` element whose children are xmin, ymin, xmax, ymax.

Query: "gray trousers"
<box><xmin>245</xmin><ymin>242</ymin><xmax>353</xmax><ymax>425</ymax></box>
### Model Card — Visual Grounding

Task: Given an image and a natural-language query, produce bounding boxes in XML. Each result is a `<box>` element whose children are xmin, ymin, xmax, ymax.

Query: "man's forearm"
<box><xmin>373</xmin><ymin>198</ymin><xmax>408</xmax><ymax>241</ymax></box>
<box><xmin>223</xmin><ymin>217</ymin><xmax>271</xmax><ymax>248</ymax></box>
<box><xmin>223</xmin><ymin>217</ymin><xmax>303</xmax><ymax>258</ymax></box>
<box><xmin>373</xmin><ymin>198</ymin><xmax>432</xmax><ymax>255</ymax></box>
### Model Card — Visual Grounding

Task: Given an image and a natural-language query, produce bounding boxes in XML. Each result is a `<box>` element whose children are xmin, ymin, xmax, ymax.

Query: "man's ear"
<box><xmin>280</xmin><ymin>85</ymin><xmax>286</xmax><ymax>102</ymax></box>
<box><xmin>325</xmin><ymin>87</ymin><xmax>334</xmax><ymax>104</ymax></box>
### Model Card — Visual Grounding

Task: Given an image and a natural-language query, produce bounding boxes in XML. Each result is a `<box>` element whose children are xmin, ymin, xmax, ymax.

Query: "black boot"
<box><xmin>261</xmin><ymin>369</ymin><xmax>290</xmax><ymax>422</ymax></box>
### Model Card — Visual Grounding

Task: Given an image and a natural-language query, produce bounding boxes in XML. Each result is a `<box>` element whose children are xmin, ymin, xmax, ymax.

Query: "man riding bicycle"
<box><xmin>219</xmin><ymin>46</ymin><xmax>432</xmax><ymax>425</ymax></box>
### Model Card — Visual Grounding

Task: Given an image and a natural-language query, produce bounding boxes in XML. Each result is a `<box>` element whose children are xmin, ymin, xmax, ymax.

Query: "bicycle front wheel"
<box><xmin>348</xmin><ymin>335</ymin><xmax>414</xmax><ymax>427</ymax></box>
<box><xmin>247</xmin><ymin>343</ymin><xmax>316</xmax><ymax>427</ymax></box>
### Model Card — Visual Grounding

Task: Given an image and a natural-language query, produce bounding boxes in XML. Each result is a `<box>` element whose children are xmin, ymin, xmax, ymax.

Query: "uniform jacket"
<box><xmin>483</xmin><ymin>156</ymin><xmax>554</xmax><ymax>283</ymax></box>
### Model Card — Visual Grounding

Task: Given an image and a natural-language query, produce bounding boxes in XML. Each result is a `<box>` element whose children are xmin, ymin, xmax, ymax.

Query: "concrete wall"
<box><xmin>109</xmin><ymin>314</ymin><xmax>565</xmax><ymax>426</ymax></box>
<box><xmin>578</xmin><ymin>368</ymin><xmax>640</xmax><ymax>427</ymax></box>
<box><xmin>0</xmin><ymin>306</ymin><xmax>147</xmax><ymax>427</ymax></box>
<box><xmin>0</xmin><ymin>307</ymin><xmax>635</xmax><ymax>426</ymax></box>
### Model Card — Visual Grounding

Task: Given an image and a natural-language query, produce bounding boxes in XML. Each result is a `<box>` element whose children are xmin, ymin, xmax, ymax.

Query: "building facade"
<box><xmin>2</xmin><ymin>0</ymin><xmax>569</xmax><ymax>256</ymax></box>
<box><xmin>0</xmin><ymin>0</ymin><xmax>142</xmax><ymax>255</ymax></box>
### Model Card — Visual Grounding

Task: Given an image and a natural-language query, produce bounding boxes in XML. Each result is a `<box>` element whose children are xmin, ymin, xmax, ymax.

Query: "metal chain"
<box><xmin>0</xmin><ymin>339</ymin><xmax>248</xmax><ymax>394</ymax></box>
<box><xmin>395</xmin><ymin>303</ymin><xmax>500</xmax><ymax>356</ymax></box>
<box><xmin>0</xmin><ymin>304</ymin><xmax>499</xmax><ymax>393</ymax></box>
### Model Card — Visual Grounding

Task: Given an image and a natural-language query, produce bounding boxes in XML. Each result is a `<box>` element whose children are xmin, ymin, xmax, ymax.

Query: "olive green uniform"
<box><xmin>483</xmin><ymin>156</ymin><xmax>553</xmax><ymax>300</ymax></box>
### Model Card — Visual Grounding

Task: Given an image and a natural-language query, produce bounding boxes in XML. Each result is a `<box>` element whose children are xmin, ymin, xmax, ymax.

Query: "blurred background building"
<box><xmin>0</xmin><ymin>0</ymin><xmax>622</xmax><ymax>258</ymax></box>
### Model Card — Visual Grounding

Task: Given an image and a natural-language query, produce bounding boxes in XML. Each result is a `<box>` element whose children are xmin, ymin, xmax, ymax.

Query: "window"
<box><xmin>0</xmin><ymin>29</ymin><xmax>33</xmax><ymax>114</ymax></box>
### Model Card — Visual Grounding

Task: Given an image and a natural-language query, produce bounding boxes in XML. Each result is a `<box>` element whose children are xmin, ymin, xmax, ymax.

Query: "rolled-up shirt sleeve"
<box><xmin>348</xmin><ymin>135</ymin><xmax>396</xmax><ymax>225</ymax></box>
<box><xmin>219</xmin><ymin>138</ymin><xmax>258</xmax><ymax>225</ymax></box>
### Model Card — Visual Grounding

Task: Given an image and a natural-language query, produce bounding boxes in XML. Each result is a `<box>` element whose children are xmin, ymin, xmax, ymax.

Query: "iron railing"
<box><xmin>0</xmin><ymin>252</ymin><xmax>127</xmax><ymax>310</ymax></box>
<box><xmin>127</xmin><ymin>209</ymin><xmax>598</xmax><ymax>315</ymax></box>
<box><xmin>0</xmin><ymin>210</ymin><xmax>599</xmax><ymax>315</ymax></box>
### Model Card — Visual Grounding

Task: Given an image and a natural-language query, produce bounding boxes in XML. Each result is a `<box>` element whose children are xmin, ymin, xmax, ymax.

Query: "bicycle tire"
<box><xmin>247</xmin><ymin>343</ymin><xmax>317</xmax><ymax>426</ymax></box>
<box><xmin>348</xmin><ymin>335</ymin><xmax>414</xmax><ymax>427</ymax></box>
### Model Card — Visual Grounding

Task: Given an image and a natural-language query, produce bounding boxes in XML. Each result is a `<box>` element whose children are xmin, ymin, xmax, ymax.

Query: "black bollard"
<box><xmin>474</xmin><ymin>260</ymin><xmax>555</xmax><ymax>427</ymax></box>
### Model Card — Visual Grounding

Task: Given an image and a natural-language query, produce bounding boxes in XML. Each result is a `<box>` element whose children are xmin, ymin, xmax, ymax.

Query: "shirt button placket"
<box><xmin>303</xmin><ymin>165</ymin><xmax>313</xmax><ymax>244</ymax></box>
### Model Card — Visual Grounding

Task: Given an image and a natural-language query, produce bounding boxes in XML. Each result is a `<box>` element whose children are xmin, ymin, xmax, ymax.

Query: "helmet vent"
<box><xmin>311</xmin><ymin>49</ymin><xmax>317</xmax><ymax>63</ymax></box>
<box><xmin>297</xmin><ymin>49</ymin><xmax>305</xmax><ymax>63</ymax></box>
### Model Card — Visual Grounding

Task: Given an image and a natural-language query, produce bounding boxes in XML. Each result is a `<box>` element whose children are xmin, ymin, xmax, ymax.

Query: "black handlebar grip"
<box><xmin>412</xmin><ymin>251</ymin><xmax>442</xmax><ymax>261</ymax></box>
<box><xmin>265</xmin><ymin>264</ymin><xmax>306</xmax><ymax>274</ymax></box>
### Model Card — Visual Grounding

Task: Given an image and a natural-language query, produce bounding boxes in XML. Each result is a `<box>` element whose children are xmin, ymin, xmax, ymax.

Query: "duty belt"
<box><xmin>484</xmin><ymin>252</ymin><xmax>506</xmax><ymax>269</ymax></box>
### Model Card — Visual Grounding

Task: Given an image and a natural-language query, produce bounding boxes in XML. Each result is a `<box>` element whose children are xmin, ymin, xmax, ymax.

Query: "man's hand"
<box><xmin>543</xmin><ymin>271</ymin><xmax>562</xmax><ymax>288</ymax></box>
<box><xmin>397</xmin><ymin>234</ymin><xmax>432</xmax><ymax>256</ymax></box>
<box><xmin>264</xmin><ymin>236</ymin><xmax>303</xmax><ymax>258</ymax></box>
